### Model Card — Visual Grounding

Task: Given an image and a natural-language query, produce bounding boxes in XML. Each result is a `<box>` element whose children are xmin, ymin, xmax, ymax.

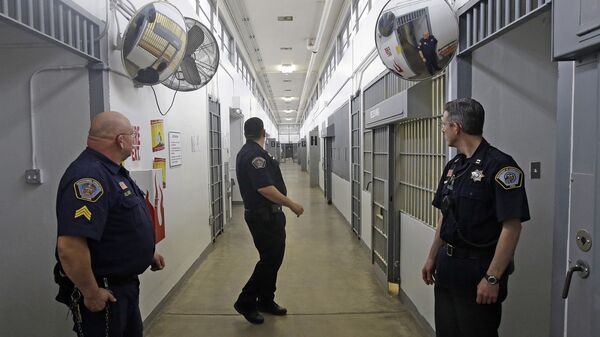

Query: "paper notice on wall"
<box><xmin>153</xmin><ymin>157</ymin><xmax>166</xmax><ymax>188</ymax></box>
<box><xmin>168</xmin><ymin>132</ymin><xmax>182</xmax><ymax>167</ymax></box>
<box><xmin>151</xmin><ymin>120</ymin><xmax>165</xmax><ymax>152</ymax></box>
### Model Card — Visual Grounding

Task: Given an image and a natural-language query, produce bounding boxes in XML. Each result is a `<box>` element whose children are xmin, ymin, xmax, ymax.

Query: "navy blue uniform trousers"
<box><xmin>74</xmin><ymin>280</ymin><xmax>142</xmax><ymax>337</ymax></box>
<box><xmin>237</xmin><ymin>210</ymin><xmax>286</xmax><ymax>308</ymax></box>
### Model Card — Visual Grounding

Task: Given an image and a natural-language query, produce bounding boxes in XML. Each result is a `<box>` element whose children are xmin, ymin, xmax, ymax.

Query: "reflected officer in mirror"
<box><xmin>418</xmin><ymin>31</ymin><xmax>442</xmax><ymax>76</ymax></box>
<box><xmin>421</xmin><ymin>98</ymin><xmax>530</xmax><ymax>337</ymax></box>
<box><xmin>233</xmin><ymin>117</ymin><xmax>304</xmax><ymax>324</ymax></box>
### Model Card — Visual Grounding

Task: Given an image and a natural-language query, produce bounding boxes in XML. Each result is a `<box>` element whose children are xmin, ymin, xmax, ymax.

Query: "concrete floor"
<box><xmin>145</xmin><ymin>162</ymin><xmax>427</xmax><ymax>337</ymax></box>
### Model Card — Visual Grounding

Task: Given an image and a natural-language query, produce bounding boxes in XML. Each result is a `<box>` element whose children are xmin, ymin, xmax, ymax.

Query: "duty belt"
<box><xmin>245</xmin><ymin>204</ymin><xmax>283</xmax><ymax>214</ymax></box>
<box><xmin>443</xmin><ymin>242</ymin><xmax>494</xmax><ymax>259</ymax></box>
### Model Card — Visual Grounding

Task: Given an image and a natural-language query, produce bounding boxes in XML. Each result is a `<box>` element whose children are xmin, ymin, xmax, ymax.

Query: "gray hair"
<box><xmin>444</xmin><ymin>98</ymin><xmax>484</xmax><ymax>136</ymax></box>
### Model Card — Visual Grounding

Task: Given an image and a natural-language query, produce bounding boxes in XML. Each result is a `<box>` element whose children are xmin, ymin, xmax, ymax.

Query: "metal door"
<box><xmin>324</xmin><ymin>137</ymin><xmax>333</xmax><ymax>204</ymax></box>
<box><xmin>562</xmin><ymin>56</ymin><xmax>600</xmax><ymax>337</ymax></box>
<box><xmin>209</xmin><ymin>98</ymin><xmax>223</xmax><ymax>241</ymax></box>
<box><xmin>309</xmin><ymin>128</ymin><xmax>320</xmax><ymax>187</ymax></box>
<box><xmin>351</xmin><ymin>95</ymin><xmax>361</xmax><ymax>237</ymax></box>
<box><xmin>371</xmin><ymin>126</ymin><xmax>397</xmax><ymax>283</ymax></box>
<box><xmin>301</xmin><ymin>137</ymin><xmax>307</xmax><ymax>172</ymax></box>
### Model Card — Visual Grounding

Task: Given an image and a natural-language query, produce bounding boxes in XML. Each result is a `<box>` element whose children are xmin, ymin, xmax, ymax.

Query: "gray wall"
<box><xmin>329</xmin><ymin>102</ymin><xmax>350</xmax><ymax>181</ymax></box>
<box><xmin>471</xmin><ymin>12</ymin><xmax>557</xmax><ymax>337</ymax></box>
<box><xmin>0</xmin><ymin>45</ymin><xmax>92</xmax><ymax>336</ymax></box>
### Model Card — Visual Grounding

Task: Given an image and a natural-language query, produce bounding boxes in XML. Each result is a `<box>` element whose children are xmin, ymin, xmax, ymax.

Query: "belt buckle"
<box><xmin>272</xmin><ymin>205</ymin><xmax>282</xmax><ymax>213</ymax></box>
<box><xmin>446</xmin><ymin>244</ymin><xmax>454</xmax><ymax>257</ymax></box>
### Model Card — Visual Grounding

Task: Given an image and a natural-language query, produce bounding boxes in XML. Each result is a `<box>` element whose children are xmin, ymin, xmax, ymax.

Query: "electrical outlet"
<box><xmin>25</xmin><ymin>169</ymin><xmax>42</xmax><ymax>185</ymax></box>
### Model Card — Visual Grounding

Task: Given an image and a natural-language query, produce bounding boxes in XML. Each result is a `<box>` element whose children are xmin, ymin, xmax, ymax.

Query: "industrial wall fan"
<box><xmin>161</xmin><ymin>18</ymin><xmax>219</xmax><ymax>92</ymax></box>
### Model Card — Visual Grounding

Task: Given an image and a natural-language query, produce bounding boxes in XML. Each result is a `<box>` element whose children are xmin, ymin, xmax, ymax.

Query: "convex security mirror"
<box><xmin>122</xmin><ymin>1</ymin><xmax>188</xmax><ymax>86</ymax></box>
<box><xmin>375</xmin><ymin>0</ymin><xmax>458</xmax><ymax>81</ymax></box>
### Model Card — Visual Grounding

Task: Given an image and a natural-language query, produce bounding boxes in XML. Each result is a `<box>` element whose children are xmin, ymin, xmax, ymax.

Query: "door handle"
<box><xmin>562</xmin><ymin>260</ymin><xmax>590</xmax><ymax>299</ymax></box>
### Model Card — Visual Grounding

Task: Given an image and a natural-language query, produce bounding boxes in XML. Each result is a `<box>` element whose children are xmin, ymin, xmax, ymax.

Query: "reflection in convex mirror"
<box><xmin>122</xmin><ymin>1</ymin><xmax>188</xmax><ymax>86</ymax></box>
<box><xmin>375</xmin><ymin>0</ymin><xmax>458</xmax><ymax>81</ymax></box>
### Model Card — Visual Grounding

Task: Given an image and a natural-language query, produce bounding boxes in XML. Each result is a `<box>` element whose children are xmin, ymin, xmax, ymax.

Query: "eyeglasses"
<box><xmin>438</xmin><ymin>120</ymin><xmax>459</xmax><ymax>129</ymax></box>
<box><xmin>116</xmin><ymin>131</ymin><xmax>135</xmax><ymax>139</ymax></box>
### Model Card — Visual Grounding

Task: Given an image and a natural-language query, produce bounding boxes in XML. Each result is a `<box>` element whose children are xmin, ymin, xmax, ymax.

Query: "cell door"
<box><xmin>324</xmin><ymin>137</ymin><xmax>333</xmax><ymax>204</ymax></box>
<box><xmin>562</xmin><ymin>56</ymin><xmax>600</xmax><ymax>337</ymax></box>
<box><xmin>351</xmin><ymin>95</ymin><xmax>361</xmax><ymax>237</ymax></box>
<box><xmin>209</xmin><ymin>98</ymin><xmax>223</xmax><ymax>241</ymax></box>
<box><xmin>309</xmin><ymin>128</ymin><xmax>320</xmax><ymax>187</ymax></box>
<box><xmin>371</xmin><ymin>126</ymin><xmax>398</xmax><ymax>283</ymax></box>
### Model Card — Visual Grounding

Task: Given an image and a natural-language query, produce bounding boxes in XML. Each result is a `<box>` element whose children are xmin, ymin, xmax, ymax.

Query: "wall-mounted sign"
<box><xmin>132</xmin><ymin>125</ymin><xmax>141</xmax><ymax>161</ymax></box>
<box><xmin>151</xmin><ymin>119</ymin><xmax>165</xmax><ymax>152</ymax></box>
<box><xmin>168</xmin><ymin>132</ymin><xmax>182</xmax><ymax>167</ymax></box>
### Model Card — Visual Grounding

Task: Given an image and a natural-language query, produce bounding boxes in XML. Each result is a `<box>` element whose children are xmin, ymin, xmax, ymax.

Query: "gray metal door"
<box><xmin>324</xmin><ymin>137</ymin><xmax>333</xmax><ymax>204</ymax></box>
<box><xmin>309</xmin><ymin>128</ymin><xmax>320</xmax><ymax>187</ymax></box>
<box><xmin>351</xmin><ymin>95</ymin><xmax>361</xmax><ymax>237</ymax></box>
<box><xmin>371</xmin><ymin>126</ymin><xmax>398</xmax><ymax>283</ymax></box>
<box><xmin>562</xmin><ymin>56</ymin><xmax>600</xmax><ymax>337</ymax></box>
<box><xmin>301</xmin><ymin>137</ymin><xmax>307</xmax><ymax>172</ymax></box>
<box><xmin>209</xmin><ymin>98</ymin><xmax>223</xmax><ymax>241</ymax></box>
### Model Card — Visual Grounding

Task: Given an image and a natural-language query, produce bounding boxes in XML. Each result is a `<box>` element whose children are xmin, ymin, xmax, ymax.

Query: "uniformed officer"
<box><xmin>421</xmin><ymin>98</ymin><xmax>530</xmax><ymax>337</ymax></box>
<box><xmin>233</xmin><ymin>117</ymin><xmax>304</xmax><ymax>324</ymax></box>
<box><xmin>55</xmin><ymin>111</ymin><xmax>165</xmax><ymax>337</ymax></box>
<box><xmin>418</xmin><ymin>31</ymin><xmax>441</xmax><ymax>76</ymax></box>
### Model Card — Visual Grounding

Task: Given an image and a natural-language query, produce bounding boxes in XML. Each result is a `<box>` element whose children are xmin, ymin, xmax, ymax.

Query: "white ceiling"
<box><xmin>223</xmin><ymin>0</ymin><xmax>345</xmax><ymax>125</ymax></box>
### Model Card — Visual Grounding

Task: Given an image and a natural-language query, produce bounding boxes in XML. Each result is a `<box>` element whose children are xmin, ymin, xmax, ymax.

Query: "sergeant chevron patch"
<box><xmin>74</xmin><ymin>206</ymin><xmax>92</xmax><ymax>221</ymax></box>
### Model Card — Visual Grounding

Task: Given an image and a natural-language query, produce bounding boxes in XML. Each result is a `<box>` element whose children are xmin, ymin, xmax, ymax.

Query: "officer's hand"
<box><xmin>421</xmin><ymin>258</ymin><xmax>436</xmax><ymax>285</ymax></box>
<box><xmin>83</xmin><ymin>288</ymin><xmax>117</xmax><ymax>312</ymax></box>
<box><xmin>290</xmin><ymin>202</ymin><xmax>304</xmax><ymax>217</ymax></box>
<box><xmin>151</xmin><ymin>252</ymin><xmax>165</xmax><ymax>271</ymax></box>
<box><xmin>476</xmin><ymin>278</ymin><xmax>499</xmax><ymax>304</ymax></box>
<box><xmin>422</xmin><ymin>57</ymin><xmax>427</xmax><ymax>63</ymax></box>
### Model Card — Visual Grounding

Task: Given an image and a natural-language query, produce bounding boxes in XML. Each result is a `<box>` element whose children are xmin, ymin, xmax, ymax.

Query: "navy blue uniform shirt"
<box><xmin>236</xmin><ymin>140</ymin><xmax>287</xmax><ymax>210</ymax></box>
<box><xmin>56</xmin><ymin>148</ymin><xmax>155</xmax><ymax>277</ymax></box>
<box><xmin>432</xmin><ymin>139</ymin><xmax>530</xmax><ymax>247</ymax></box>
<box><xmin>419</xmin><ymin>35</ymin><xmax>438</xmax><ymax>57</ymax></box>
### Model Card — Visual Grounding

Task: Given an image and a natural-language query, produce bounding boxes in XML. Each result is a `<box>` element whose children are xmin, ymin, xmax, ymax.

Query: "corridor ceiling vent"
<box><xmin>283</xmin><ymin>79</ymin><xmax>292</xmax><ymax>83</ymax></box>
<box><xmin>277</xmin><ymin>16</ymin><xmax>294</xmax><ymax>21</ymax></box>
<box><xmin>162</xmin><ymin>17</ymin><xmax>220</xmax><ymax>92</ymax></box>
<box><xmin>280</xmin><ymin>47</ymin><xmax>293</xmax><ymax>50</ymax></box>
<box><xmin>375</xmin><ymin>0</ymin><xmax>458</xmax><ymax>81</ymax></box>
<box><xmin>122</xmin><ymin>2</ymin><xmax>188</xmax><ymax>86</ymax></box>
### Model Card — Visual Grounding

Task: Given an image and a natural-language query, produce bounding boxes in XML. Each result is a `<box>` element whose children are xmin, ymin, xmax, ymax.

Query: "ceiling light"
<box><xmin>278</xmin><ymin>64</ymin><xmax>296</xmax><ymax>74</ymax></box>
<box><xmin>285</xmin><ymin>118</ymin><xmax>293</xmax><ymax>121</ymax></box>
<box><xmin>281</xmin><ymin>97</ymin><xmax>296</xmax><ymax>102</ymax></box>
<box><xmin>283</xmin><ymin>109</ymin><xmax>295</xmax><ymax>113</ymax></box>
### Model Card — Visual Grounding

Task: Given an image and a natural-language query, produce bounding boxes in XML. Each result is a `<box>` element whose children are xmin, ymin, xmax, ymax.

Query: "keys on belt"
<box><xmin>443</xmin><ymin>242</ymin><xmax>494</xmax><ymax>259</ymax></box>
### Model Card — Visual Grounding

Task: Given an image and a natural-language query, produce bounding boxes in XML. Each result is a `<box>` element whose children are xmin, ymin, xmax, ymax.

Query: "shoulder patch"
<box><xmin>74</xmin><ymin>178</ymin><xmax>104</xmax><ymax>202</ymax></box>
<box><xmin>252</xmin><ymin>156</ymin><xmax>267</xmax><ymax>169</ymax></box>
<box><xmin>495</xmin><ymin>166</ymin><xmax>523</xmax><ymax>190</ymax></box>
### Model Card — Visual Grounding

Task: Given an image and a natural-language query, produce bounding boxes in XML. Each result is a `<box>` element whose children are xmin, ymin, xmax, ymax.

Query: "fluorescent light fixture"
<box><xmin>281</xmin><ymin>96</ymin><xmax>296</xmax><ymax>102</ymax></box>
<box><xmin>285</xmin><ymin>118</ymin><xmax>293</xmax><ymax>121</ymax></box>
<box><xmin>278</xmin><ymin>64</ymin><xmax>296</xmax><ymax>73</ymax></box>
<box><xmin>283</xmin><ymin>109</ymin><xmax>295</xmax><ymax>113</ymax></box>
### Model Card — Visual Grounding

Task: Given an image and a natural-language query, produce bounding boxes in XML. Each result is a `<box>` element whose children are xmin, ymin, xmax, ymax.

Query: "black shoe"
<box><xmin>257</xmin><ymin>302</ymin><xmax>287</xmax><ymax>315</ymax></box>
<box><xmin>234</xmin><ymin>301</ymin><xmax>264</xmax><ymax>324</ymax></box>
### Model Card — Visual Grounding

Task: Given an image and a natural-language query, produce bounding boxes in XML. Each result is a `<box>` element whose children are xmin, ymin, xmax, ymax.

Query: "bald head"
<box><xmin>87</xmin><ymin>111</ymin><xmax>134</xmax><ymax>164</ymax></box>
<box><xmin>89</xmin><ymin>111</ymin><xmax>131</xmax><ymax>139</ymax></box>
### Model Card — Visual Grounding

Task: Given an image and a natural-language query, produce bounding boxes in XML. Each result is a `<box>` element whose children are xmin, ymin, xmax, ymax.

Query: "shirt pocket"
<box><xmin>457</xmin><ymin>185</ymin><xmax>491</xmax><ymax>226</ymax></box>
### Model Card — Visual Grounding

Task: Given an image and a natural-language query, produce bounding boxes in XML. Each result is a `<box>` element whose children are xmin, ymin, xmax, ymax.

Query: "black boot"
<box><xmin>234</xmin><ymin>301</ymin><xmax>264</xmax><ymax>324</ymax></box>
<box><xmin>257</xmin><ymin>301</ymin><xmax>287</xmax><ymax>315</ymax></box>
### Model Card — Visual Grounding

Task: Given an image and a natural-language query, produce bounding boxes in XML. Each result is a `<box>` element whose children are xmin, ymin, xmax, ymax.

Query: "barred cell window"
<box><xmin>396</xmin><ymin>76</ymin><xmax>447</xmax><ymax>228</ymax></box>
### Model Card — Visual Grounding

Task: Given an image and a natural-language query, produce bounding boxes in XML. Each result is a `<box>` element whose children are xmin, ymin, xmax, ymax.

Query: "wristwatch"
<box><xmin>485</xmin><ymin>274</ymin><xmax>499</xmax><ymax>285</ymax></box>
